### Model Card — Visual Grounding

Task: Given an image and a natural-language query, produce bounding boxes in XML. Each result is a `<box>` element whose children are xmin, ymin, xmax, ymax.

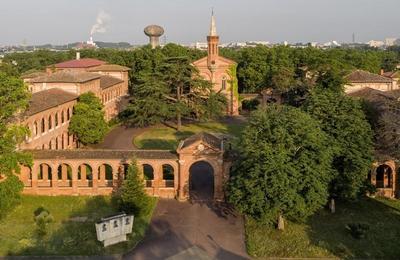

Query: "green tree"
<box><xmin>124</xmin><ymin>57</ymin><xmax>226</xmax><ymax>130</ymax></box>
<box><xmin>68</xmin><ymin>92</ymin><xmax>108</xmax><ymax>145</ymax></box>
<box><xmin>302</xmin><ymin>89</ymin><xmax>373</xmax><ymax>200</ymax></box>
<box><xmin>227</xmin><ymin>105</ymin><xmax>333</xmax><ymax>224</ymax></box>
<box><xmin>117</xmin><ymin>159</ymin><xmax>151</xmax><ymax>216</ymax></box>
<box><xmin>0</xmin><ymin>72</ymin><xmax>32</xmax><ymax>217</ymax></box>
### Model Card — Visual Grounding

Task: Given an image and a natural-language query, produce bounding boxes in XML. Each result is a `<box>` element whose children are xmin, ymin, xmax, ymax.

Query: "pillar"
<box><xmin>99</xmin><ymin>165</ymin><xmax>105</xmax><ymax>187</ymax></box>
<box><xmin>178</xmin><ymin>160</ymin><xmax>187</xmax><ymax>201</ymax></box>
<box><xmin>92</xmin><ymin>164</ymin><xmax>98</xmax><ymax>194</ymax></box>
<box><xmin>51</xmin><ymin>164</ymin><xmax>58</xmax><ymax>194</ymax></box>
<box><xmin>62</xmin><ymin>164</ymin><xmax>67</xmax><ymax>184</ymax></box>
<box><xmin>72</xmin><ymin>166</ymin><xmax>78</xmax><ymax>195</ymax></box>
<box><xmin>32</xmin><ymin>163</ymin><xmax>39</xmax><ymax>193</ymax></box>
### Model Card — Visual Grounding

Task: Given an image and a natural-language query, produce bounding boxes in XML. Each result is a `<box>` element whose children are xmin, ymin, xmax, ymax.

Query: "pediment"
<box><xmin>177</xmin><ymin>132</ymin><xmax>223</xmax><ymax>154</ymax></box>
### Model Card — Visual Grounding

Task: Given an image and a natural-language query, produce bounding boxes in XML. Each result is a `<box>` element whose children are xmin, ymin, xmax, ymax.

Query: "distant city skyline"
<box><xmin>1</xmin><ymin>0</ymin><xmax>400</xmax><ymax>46</ymax></box>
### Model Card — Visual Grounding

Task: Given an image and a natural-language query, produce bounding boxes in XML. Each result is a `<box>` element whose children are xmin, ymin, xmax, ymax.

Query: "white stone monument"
<box><xmin>95</xmin><ymin>212</ymin><xmax>134</xmax><ymax>247</ymax></box>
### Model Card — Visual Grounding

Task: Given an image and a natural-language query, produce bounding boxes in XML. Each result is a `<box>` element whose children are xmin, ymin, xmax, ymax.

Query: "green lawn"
<box><xmin>246</xmin><ymin>197</ymin><xmax>400</xmax><ymax>258</ymax></box>
<box><xmin>0</xmin><ymin>195</ymin><xmax>156</xmax><ymax>256</ymax></box>
<box><xmin>134</xmin><ymin>121</ymin><xmax>246</xmax><ymax>150</ymax></box>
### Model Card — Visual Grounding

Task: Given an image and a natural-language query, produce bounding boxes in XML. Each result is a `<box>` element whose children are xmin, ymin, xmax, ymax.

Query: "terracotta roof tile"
<box><xmin>52</xmin><ymin>58</ymin><xmax>106</xmax><ymax>69</ymax></box>
<box><xmin>31</xmin><ymin>71</ymin><xmax>101</xmax><ymax>84</ymax></box>
<box><xmin>345</xmin><ymin>70</ymin><xmax>393</xmax><ymax>83</ymax></box>
<box><xmin>25</xmin><ymin>89</ymin><xmax>78</xmax><ymax>116</ymax></box>
<box><xmin>88</xmin><ymin>64</ymin><xmax>131</xmax><ymax>72</ymax></box>
<box><xmin>29</xmin><ymin>149</ymin><xmax>178</xmax><ymax>160</ymax></box>
<box><xmin>100</xmin><ymin>76</ymin><xmax>124</xmax><ymax>90</ymax></box>
<box><xmin>21</xmin><ymin>71</ymin><xmax>47</xmax><ymax>79</ymax></box>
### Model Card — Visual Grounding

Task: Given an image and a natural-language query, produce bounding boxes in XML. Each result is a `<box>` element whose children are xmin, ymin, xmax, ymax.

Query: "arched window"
<box><xmin>61</xmin><ymin>110</ymin><xmax>65</xmax><ymax>124</ymax></box>
<box><xmin>49</xmin><ymin>140</ymin><xmax>52</xmax><ymax>150</ymax></box>
<box><xmin>41</xmin><ymin>118</ymin><xmax>45</xmax><ymax>134</ymax></box>
<box><xmin>162</xmin><ymin>164</ymin><xmax>174</xmax><ymax>188</ymax></box>
<box><xmin>67</xmin><ymin>108</ymin><xmax>70</xmax><ymax>121</ymax></box>
<box><xmin>222</xmin><ymin>77</ymin><xmax>227</xmax><ymax>90</ymax></box>
<box><xmin>48</xmin><ymin>115</ymin><xmax>52</xmax><ymax>130</ymax></box>
<box><xmin>33</xmin><ymin>122</ymin><xmax>38</xmax><ymax>136</ymax></box>
<box><xmin>55</xmin><ymin>137</ymin><xmax>59</xmax><ymax>150</ymax></box>
<box><xmin>55</xmin><ymin>112</ymin><xmax>59</xmax><ymax>127</ymax></box>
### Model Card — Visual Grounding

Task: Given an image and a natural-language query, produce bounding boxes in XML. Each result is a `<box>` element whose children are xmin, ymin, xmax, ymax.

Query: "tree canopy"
<box><xmin>302</xmin><ymin>89</ymin><xmax>373</xmax><ymax>200</ymax></box>
<box><xmin>122</xmin><ymin>56</ymin><xmax>226</xmax><ymax>129</ymax></box>
<box><xmin>0</xmin><ymin>72</ymin><xmax>32</xmax><ymax>217</ymax></box>
<box><xmin>68</xmin><ymin>92</ymin><xmax>108</xmax><ymax>145</ymax></box>
<box><xmin>227</xmin><ymin>105</ymin><xmax>333</xmax><ymax>223</ymax></box>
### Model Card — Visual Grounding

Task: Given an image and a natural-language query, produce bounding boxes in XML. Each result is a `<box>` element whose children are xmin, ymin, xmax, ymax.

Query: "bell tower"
<box><xmin>207</xmin><ymin>11</ymin><xmax>219</xmax><ymax>71</ymax></box>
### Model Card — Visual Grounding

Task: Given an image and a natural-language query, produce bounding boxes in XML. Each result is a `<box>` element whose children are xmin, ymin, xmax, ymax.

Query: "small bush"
<box><xmin>346</xmin><ymin>222</ymin><xmax>370</xmax><ymax>239</ymax></box>
<box><xmin>242</xmin><ymin>99</ymin><xmax>260</xmax><ymax>111</ymax></box>
<box><xmin>34</xmin><ymin>207</ymin><xmax>53</xmax><ymax>237</ymax></box>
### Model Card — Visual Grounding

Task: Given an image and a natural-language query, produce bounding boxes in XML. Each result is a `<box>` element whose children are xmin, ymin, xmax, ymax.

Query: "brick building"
<box><xmin>19</xmin><ymin>55</ymin><xmax>130</xmax><ymax>150</ymax></box>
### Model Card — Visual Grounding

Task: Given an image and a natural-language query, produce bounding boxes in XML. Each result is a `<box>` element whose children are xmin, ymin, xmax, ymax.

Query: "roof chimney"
<box><xmin>380</xmin><ymin>69</ymin><xmax>384</xmax><ymax>75</ymax></box>
<box><xmin>76</xmin><ymin>52</ymin><xmax>81</xmax><ymax>60</ymax></box>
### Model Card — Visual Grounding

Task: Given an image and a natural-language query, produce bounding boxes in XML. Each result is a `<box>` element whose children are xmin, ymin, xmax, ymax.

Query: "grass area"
<box><xmin>0</xmin><ymin>195</ymin><xmax>157</xmax><ymax>256</ymax></box>
<box><xmin>134</xmin><ymin>121</ymin><xmax>246</xmax><ymax>150</ymax></box>
<box><xmin>246</xmin><ymin>197</ymin><xmax>400</xmax><ymax>258</ymax></box>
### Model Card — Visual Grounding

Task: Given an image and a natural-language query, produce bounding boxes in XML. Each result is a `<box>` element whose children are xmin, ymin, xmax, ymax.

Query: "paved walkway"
<box><xmin>93</xmin><ymin>125</ymin><xmax>148</xmax><ymax>150</ymax></box>
<box><xmin>124</xmin><ymin>200</ymin><xmax>249</xmax><ymax>260</ymax></box>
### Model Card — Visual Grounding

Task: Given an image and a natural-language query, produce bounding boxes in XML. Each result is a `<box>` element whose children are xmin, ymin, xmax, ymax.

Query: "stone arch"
<box><xmin>33</xmin><ymin>121</ymin><xmax>38</xmax><ymax>136</ymax></box>
<box><xmin>41</xmin><ymin>117</ymin><xmax>45</xmax><ymax>134</ymax></box>
<box><xmin>57</xmin><ymin>163</ymin><xmax>72</xmax><ymax>187</ymax></box>
<box><xmin>142</xmin><ymin>164</ymin><xmax>154</xmax><ymax>188</ymax></box>
<box><xmin>20</xmin><ymin>165</ymin><xmax>32</xmax><ymax>187</ymax></box>
<box><xmin>98</xmin><ymin>164</ymin><xmax>113</xmax><ymax>187</ymax></box>
<box><xmin>162</xmin><ymin>164</ymin><xmax>174</xmax><ymax>188</ymax></box>
<box><xmin>376</xmin><ymin>164</ymin><xmax>393</xmax><ymax>188</ymax></box>
<box><xmin>188</xmin><ymin>160</ymin><xmax>215</xmax><ymax>201</ymax></box>
<box><xmin>78</xmin><ymin>163</ymin><xmax>93</xmax><ymax>187</ymax></box>
<box><xmin>48</xmin><ymin>115</ymin><xmax>52</xmax><ymax>130</ymax></box>
<box><xmin>38</xmin><ymin>163</ymin><xmax>53</xmax><ymax>187</ymax></box>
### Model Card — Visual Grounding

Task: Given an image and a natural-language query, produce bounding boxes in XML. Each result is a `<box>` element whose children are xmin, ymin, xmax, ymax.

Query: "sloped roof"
<box><xmin>383</xmin><ymin>71</ymin><xmax>400</xmax><ymax>78</ymax></box>
<box><xmin>52</xmin><ymin>58</ymin><xmax>106</xmax><ymax>69</ymax></box>
<box><xmin>31</xmin><ymin>71</ymin><xmax>101</xmax><ymax>84</ymax></box>
<box><xmin>100</xmin><ymin>76</ymin><xmax>124</xmax><ymax>89</ymax></box>
<box><xmin>345</xmin><ymin>70</ymin><xmax>393</xmax><ymax>83</ymax></box>
<box><xmin>179</xmin><ymin>132</ymin><xmax>222</xmax><ymax>150</ymax></box>
<box><xmin>25</xmin><ymin>89</ymin><xmax>78</xmax><ymax>116</ymax></box>
<box><xmin>348</xmin><ymin>87</ymin><xmax>396</xmax><ymax>101</ymax></box>
<box><xmin>21</xmin><ymin>71</ymin><xmax>47</xmax><ymax>79</ymax></box>
<box><xmin>29</xmin><ymin>149</ymin><xmax>178</xmax><ymax>160</ymax></box>
<box><xmin>88</xmin><ymin>64</ymin><xmax>131</xmax><ymax>72</ymax></box>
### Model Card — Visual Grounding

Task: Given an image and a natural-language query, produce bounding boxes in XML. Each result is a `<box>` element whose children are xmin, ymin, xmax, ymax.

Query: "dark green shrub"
<box><xmin>34</xmin><ymin>207</ymin><xmax>53</xmax><ymax>237</ymax></box>
<box><xmin>242</xmin><ymin>99</ymin><xmax>260</xmax><ymax>111</ymax></box>
<box><xmin>346</xmin><ymin>222</ymin><xmax>370</xmax><ymax>239</ymax></box>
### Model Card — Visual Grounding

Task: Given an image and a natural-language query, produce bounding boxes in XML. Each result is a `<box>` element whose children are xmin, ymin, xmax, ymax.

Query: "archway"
<box><xmin>189</xmin><ymin>161</ymin><xmax>214</xmax><ymax>201</ymax></box>
<box><xmin>376</xmin><ymin>164</ymin><xmax>393</xmax><ymax>188</ymax></box>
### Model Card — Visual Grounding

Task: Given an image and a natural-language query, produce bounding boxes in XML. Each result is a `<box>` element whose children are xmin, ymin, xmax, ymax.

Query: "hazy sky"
<box><xmin>1</xmin><ymin>0</ymin><xmax>399</xmax><ymax>45</ymax></box>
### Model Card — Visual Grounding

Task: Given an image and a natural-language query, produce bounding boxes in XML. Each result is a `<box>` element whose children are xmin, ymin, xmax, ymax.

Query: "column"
<box><xmin>92</xmin><ymin>164</ymin><xmax>98</xmax><ymax>194</ymax></box>
<box><xmin>384</xmin><ymin>168</ymin><xmax>389</xmax><ymax>188</ymax></box>
<box><xmin>51</xmin><ymin>164</ymin><xmax>58</xmax><ymax>194</ymax></box>
<box><xmin>62</xmin><ymin>164</ymin><xmax>67</xmax><ymax>185</ymax></box>
<box><xmin>99</xmin><ymin>165</ymin><xmax>105</xmax><ymax>187</ymax></box>
<box><xmin>178</xmin><ymin>160</ymin><xmax>187</xmax><ymax>201</ymax></box>
<box><xmin>32</xmin><ymin>163</ymin><xmax>39</xmax><ymax>194</ymax></box>
<box><xmin>72</xmin><ymin>166</ymin><xmax>78</xmax><ymax>195</ymax></box>
<box><xmin>81</xmin><ymin>165</ymin><xmax>87</xmax><ymax>185</ymax></box>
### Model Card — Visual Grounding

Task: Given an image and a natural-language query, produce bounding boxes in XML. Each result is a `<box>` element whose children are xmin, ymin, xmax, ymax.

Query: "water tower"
<box><xmin>144</xmin><ymin>25</ymin><xmax>164</xmax><ymax>49</ymax></box>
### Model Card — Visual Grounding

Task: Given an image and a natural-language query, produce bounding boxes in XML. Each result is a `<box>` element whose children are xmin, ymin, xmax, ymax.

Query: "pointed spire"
<box><xmin>209</xmin><ymin>9</ymin><xmax>217</xmax><ymax>36</ymax></box>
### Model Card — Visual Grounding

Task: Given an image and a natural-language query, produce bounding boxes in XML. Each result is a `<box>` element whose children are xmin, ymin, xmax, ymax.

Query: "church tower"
<box><xmin>207</xmin><ymin>11</ymin><xmax>219</xmax><ymax>71</ymax></box>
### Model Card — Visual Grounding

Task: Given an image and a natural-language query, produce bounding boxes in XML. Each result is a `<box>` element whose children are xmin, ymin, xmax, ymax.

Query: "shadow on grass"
<box><xmin>306</xmin><ymin>197</ymin><xmax>400</xmax><ymax>258</ymax></box>
<box><xmin>7</xmin><ymin>196</ymin><xmax>155</xmax><ymax>256</ymax></box>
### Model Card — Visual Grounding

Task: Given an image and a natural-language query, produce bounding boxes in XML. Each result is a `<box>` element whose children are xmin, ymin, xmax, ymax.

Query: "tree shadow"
<box><xmin>306</xmin><ymin>197</ymin><xmax>400</xmax><ymax>258</ymax></box>
<box><xmin>6</xmin><ymin>196</ymin><xmax>151</xmax><ymax>256</ymax></box>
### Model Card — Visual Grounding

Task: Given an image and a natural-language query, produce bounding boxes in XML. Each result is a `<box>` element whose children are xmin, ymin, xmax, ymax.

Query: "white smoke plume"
<box><xmin>90</xmin><ymin>10</ymin><xmax>111</xmax><ymax>36</ymax></box>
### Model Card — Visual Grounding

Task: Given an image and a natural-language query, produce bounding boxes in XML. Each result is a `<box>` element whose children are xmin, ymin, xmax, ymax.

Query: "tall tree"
<box><xmin>124</xmin><ymin>57</ymin><xmax>226</xmax><ymax>130</ymax></box>
<box><xmin>116</xmin><ymin>158</ymin><xmax>151</xmax><ymax>217</ymax></box>
<box><xmin>227</xmin><ymin>105</ymin><xmax>333</xmax><ymax>224</ymax></box>
<box><xmin>0</xmin><ymin>72</ymin><xmax>32</xmax><ymax>217</ymax></box>
<box><xmin>68</xmin><ymin>92</ymin><xmax>108</xmax><ymax>145</ymax></box>
<box><xmin>302</xmin><ymin>89</ymin><xmax>373</xmax><ymax>200</ymax></box>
